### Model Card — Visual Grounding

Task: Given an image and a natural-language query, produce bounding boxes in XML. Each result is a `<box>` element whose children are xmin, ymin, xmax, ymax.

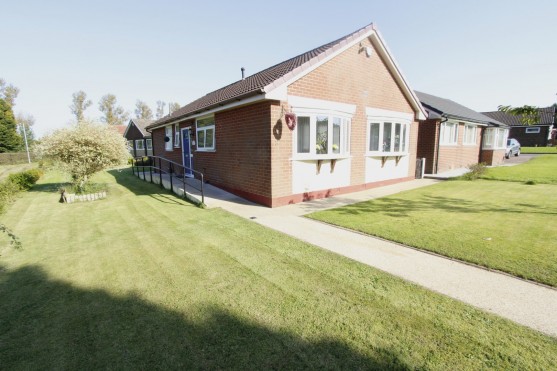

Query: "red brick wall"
<box><xmin>481</xmin><ymin>149</ymin><xmax>506</xmax><ymax>166</ymax></box>
<box><xmin>436</xmin><ymin>123</ymin><xmax>483</xmax><ymax>173</ymax></box>
<box><xmin>286</xmin><ymin>37</ymin><xmax>417</xmax><ymax>188</ymax></box>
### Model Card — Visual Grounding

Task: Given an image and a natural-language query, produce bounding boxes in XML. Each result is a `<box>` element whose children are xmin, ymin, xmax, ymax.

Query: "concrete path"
<box><xmin>199</xmin><ymin>179</ymin><xmax>557</xmax><ymax>337</ymax></box>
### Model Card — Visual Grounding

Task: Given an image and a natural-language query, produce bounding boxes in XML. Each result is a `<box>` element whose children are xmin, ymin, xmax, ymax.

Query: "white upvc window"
<box><xmin>165</xmin><ymin>126</ymin><xmax>173</xmax><ymax>151</ymax></box>
<box><xmin>127</xmin><ymin>140</ymin><xmax>134</xmax><ymax>150</ymax></box>
<box><xmin>440</xmin><ymin>122</ymin><xmax>458</xmax><ymax>145</ymax></box>
<box><xmin>483</xmin><ymin>128</ymin><xmax>508</xmax><ymax>149</ymax></box>
<box><xmin>146</xmin><ymin>139</ymin><xmax>152</xmax><ymax>150</ymax></box>
<box><xmin>525</xmin><ymin>127</ymin><xmax>540</xmax><ymax>134</ymax></box>
<box><xmin>367</xmin><ymin>121</ymin><xmax>410</xmax><ymax>155</ymax></box>
<box><xmin>294</xmin><ymin>114</ymin><xmax>350</xmax><ymax>158</ymax></box>
<box><xmin>174</xmin><ymin>124</ymin><xmax>181</xmax><ymax>147</ymax></box>
<box><xmin>135</xmin><ymin>139</ymin><xmax>144</xmax><ymax>150</ymax></box>
<box><xmin>463</xmin><ymin>124</ymin><xmax>477</xmax><ymax>145</ymax></box>
<box><xmin>196</xmin><ymin>116</ymin><xmax>215</xmax><ymax>151</ymax></box>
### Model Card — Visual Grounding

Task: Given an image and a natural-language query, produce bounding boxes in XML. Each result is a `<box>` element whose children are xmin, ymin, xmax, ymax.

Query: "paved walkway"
<box><xmin>199</xmin><ymin>179</ymin><xmax>557</xmax><ymax>337</ymax></box>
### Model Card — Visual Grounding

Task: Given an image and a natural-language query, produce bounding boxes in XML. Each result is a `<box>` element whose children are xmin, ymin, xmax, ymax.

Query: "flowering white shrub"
<box><xmin>38</xmin><ymin>121</ymin><xmax>130</xmax><ymax>191</ymax></box>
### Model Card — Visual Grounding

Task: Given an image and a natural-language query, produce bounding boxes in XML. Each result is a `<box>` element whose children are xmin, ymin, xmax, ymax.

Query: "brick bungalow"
<box><xmin>482</xmin><ymin>106</ymin><xmax>556</xmax><ymax>147</ymax></box>
<box><xmin>124</xmin><ymin>118</ymin><xmax>154</xmax><ymax>157</ymax></box>
<box><xmin>146</xmin><ymin>23</ymin><xmax>426</xmax><ymax>207</ymax></box>
<box><xmin>416</xmin><ymin>91</ymin><xmax>509</xmax><ymax>174</ymax></box>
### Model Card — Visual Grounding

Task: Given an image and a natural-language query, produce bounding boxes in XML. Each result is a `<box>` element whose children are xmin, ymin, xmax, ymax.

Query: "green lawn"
<box><xmin>481</xmin><ymin>154</ymin><xmax>557</xmax><ymax>183</ymax></box>
<box><xmin>1</xmin><ymin>169</ymin><xmax>556</xmax><ymax>369</ymax></box>
<box><xmin>521</xmin><ymin>146</ymin><xmax>557</xmax><ymax>154</ymax></box>
<box><xmin>309</xmin><ymin>169</ymin><xmax>557</xmax><ymax>287</ymax></box>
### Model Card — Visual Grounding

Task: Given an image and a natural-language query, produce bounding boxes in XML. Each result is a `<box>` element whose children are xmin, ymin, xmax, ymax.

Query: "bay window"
<box><xmin>367</xmin><ymin>121</ymin><xmax>410</xmax><ymax>155</ymax></box>
<box><xmin>196</xmin><ymin>116</ymin><xmax>215</xmax><ymax>151</ymax></box>
<box><xmin>483</xmin><ymin>128</ymin><xmax>508</xmax><ymax>149</ymax></box>
<box><xmin>295</xmin><ymin>114</ymin><xmax>350</xmax><ymax>157</ymax></box>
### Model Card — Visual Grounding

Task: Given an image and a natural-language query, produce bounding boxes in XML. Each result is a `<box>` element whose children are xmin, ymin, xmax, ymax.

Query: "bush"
<box><xmin>461</xmin><ymin>162</ymin><xmax>487</xmax><ymax>180</ymax></box>
<box><xmin>7</xmin><ymin>169</ymin><xmax>43</xmax><ymax>190</ymax></box>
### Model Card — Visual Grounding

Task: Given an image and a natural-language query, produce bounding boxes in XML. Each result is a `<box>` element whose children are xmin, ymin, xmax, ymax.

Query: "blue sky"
<box><xmin>3</xmin><ymin>0</ymin><xmax>557</xmax><ymax>137</ymax></box>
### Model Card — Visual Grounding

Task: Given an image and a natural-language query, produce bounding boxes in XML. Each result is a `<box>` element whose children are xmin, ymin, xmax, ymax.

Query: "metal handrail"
<box><xmin>131</xmin><ymin>155</ymin><xmax>205</xmax><ymax>205</ymax></box>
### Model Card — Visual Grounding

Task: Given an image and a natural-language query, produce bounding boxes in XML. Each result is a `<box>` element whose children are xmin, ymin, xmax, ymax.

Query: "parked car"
<box><xmin>506</xmin><ymin>138</ymin><xmax>521</xmax><ymax>158</ymax></box>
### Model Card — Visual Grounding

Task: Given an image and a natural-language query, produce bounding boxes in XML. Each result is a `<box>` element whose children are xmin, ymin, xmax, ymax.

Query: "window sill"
<box><xmin>195</xmin><ymin>149</ymin><xmax>216</xmax><ymax>153</ymax></box>
<box><xmin>365</xmin><ymin>152</ymin><xmax>408</xmax><ymax>157</ymax></box>
<box><xmin>291</xmin><ymin>154</ymin><xmax>351</xmax><ymax>161</ymax></box>
<box><xmin>439</xmin><ymin>143</ymin><xmax>458</xmax><ymax>146</ymax></box>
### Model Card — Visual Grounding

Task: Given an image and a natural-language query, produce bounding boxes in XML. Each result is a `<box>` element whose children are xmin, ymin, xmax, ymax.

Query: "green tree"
<box><xmin>0</xmin><ymin>99</ymin><xmax>23</xmax><ymax>152</ymax></box>
<box><xmin>70</xmin><ymin>91</ymin><xmax>92</xmax><ymax>121</ymax></box>
<box><xmin>155</xmin><ymin>100</ymin><xmax>166</xmax><ymax>119</ymax></box>
<box><xmin>37</xmin><ymin>120</ymin><xmax>130</xmax><ymax>192</ymax></box>
<box><xmin>498</xmin><ymin>105</ymin><xmax>540</xmax><ymax>125</ymax></box>
<box><xmin>0</xmin><ymin>78</ymin><xmax>20</xmax><ymax>107</ymax></box>
<box><xmin>15</xmin><ymin>113</ymin><xmax>36</xmax><ymax>149</ymax></box>
<box><xmin>99</xmin><ymin>94</ymin><xmax>128</xmax><ymax>125</ymax></box>
<box><xmin>135</xmin><ymin>100</ymin><xmax>153</xmax><ymax>120</ymax></box>
<box><xmin>169</xmin><ymin>102</ymin><xmax>181</xmax><ymax>114</ymax></box>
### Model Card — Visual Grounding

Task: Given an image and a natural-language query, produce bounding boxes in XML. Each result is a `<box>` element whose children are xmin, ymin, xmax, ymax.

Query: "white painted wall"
<box><xmin>292</xmin><ymin>158</ymin><xmax>351</xmax><ymax>194</ymax></box>
<box><xmin>365</xmin><ymin>155</ymin><xmax>409</xmax><ymax>183</ymax></box>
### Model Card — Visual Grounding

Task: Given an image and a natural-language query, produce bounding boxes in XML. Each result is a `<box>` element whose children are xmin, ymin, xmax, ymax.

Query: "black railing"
<box><xmin>131</xmin><ymin>155</ymin><xmax>204</xmax><ymax>205</ymax></box>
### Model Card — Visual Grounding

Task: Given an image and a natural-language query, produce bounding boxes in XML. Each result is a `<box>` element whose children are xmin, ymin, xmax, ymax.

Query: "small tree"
<box><xmin>16</xmin><ymin>113</ymin><xmax>36</xmax><ymax>148</ymax></box>
<box><xmin>38</xmin><ymin>121</ymin><xmax>130</xmax><ymax>192</ymax></box>
<box><xmin>156</xmin><ymin>100</ymin><xmax>166</xmax><ymax>119</ymax></box>
<box><xmin>169</xmin><ymin>102</ymin><xmax>181</xmax><ymax>115</ymax></box>
<box><xmin>0</xmin><ymin>99</ymin><xmax>23</xmax><ymax>153</ymax></box>
<box><xmin>99</xmin><ymin>94</ymin><xmax>128</xmax><ymax>126</ymax></box>
<box><xmin>70</xmin><ymin>90</ymin><xmax>92</xmax><ymax>121</ymax></box>
<box><xmin>135</xmin><ymin>100</ymin><xmax>153</xmax><ymax>119</ymax></box>
<box><xmin>0</xmin><ymin>78</ymin><xmax>20</xmax><ymax>107</ymax></box>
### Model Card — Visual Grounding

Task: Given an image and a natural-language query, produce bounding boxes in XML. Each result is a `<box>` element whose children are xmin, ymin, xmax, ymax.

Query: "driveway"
<box><xmin>500</xmin><ymin>153</ymin><xmax>537</xmax><ymax>166</ymax></box>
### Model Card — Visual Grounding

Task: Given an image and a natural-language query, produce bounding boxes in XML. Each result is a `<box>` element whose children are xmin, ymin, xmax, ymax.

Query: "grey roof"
<box><xmin>415</xmin><ymin>91</ymin><xmax>506</xmax><ymax>126</ymax></box>
<box><xmin>147</xmin><ymin>23</ymin><xmax>377</xmax><ymax>131</ymax></box>
<box><xmin>482</xmin><ymin>106</ymin><xmax>556</xmax><ymax>127</ymax></box>
<box><xmin>129</xmin><ymin>118</ymin><xmax>154</xmax><ymax>137</ymax></box>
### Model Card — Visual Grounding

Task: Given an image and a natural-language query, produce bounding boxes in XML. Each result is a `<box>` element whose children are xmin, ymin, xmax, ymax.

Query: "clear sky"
<box><xmin>2</xmin><ymin>0</ymin><xmax>556</xmax><ymax>137</ymax></box>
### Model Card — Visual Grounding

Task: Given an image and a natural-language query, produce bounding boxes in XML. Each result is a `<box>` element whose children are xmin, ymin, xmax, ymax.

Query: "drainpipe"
<box><xmin>435</xmin><ymin>117</ymin><xmax>448</xmax><ymax>174</ymax></box>
<box><xmin>478</xmin><ymin>126</ymin><xmax>485</xmax><ymax>163</ymax></box>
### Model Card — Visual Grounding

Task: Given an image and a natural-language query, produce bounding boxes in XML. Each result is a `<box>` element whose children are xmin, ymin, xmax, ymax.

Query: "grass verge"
<box><xmin>521</xmin><ymin>146</ymin><xmax>557</xmax><ymax>154</ymax></box>
<box><xmin>1</xmin><ymin>169</ymin><xmax>555</xmax><ymax>369</ymax></box>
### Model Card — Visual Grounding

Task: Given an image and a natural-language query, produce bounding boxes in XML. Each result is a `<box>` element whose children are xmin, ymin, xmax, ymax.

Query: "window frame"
<box><xmin>135</xmin><ymin>139</ymin><xmax>145</xmax><ymax>150</ymax></box>
<box><xmin>165</xmin><ymin>126</ymin><xmax>173</xmax><ymax>151</ymax></box>
<box><xmin>440</xmin><ymin>121</ymin><xmax>459</xmax><ymax>145</ymax></box>
<box><xmin>292</xmin><ymin>112</ymin><xmax>351</xmax><ymax>160</ymax></box>
<box><xmin>483</xmin><ymin>127</ymin><xmax>508</xmax><ymax>150</ymax></box>
<box><xmin>525</xmin><ymin>127</ymin><xmax>540</xmax><ymax>134</ymax></box>
<box><xmin>366</xmin><ymin>119</ymin><xmax>411</xmax><ymax>156</ymax></box>
<box><xmin>174</xmin><ymin>124</ymin><xmax>181</xmax><ymax>148</ymax></box>
<box><xmin>146</xmin><ymin>139</ymin><xmax>153</xmax><ymax>150</ymax></box>
<box><xmin>196</xmin><ymin>115</ymin><xmax>216</xmax><ymax>152</ymax></box>
<box><xmin>463</xmin><ymin>124</ymin><xmax>478</xmax><ymax>145</ymax></box>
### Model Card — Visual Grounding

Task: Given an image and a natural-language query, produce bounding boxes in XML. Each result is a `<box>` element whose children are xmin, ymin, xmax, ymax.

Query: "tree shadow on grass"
<box><xmin>329</xmin><ymin>195</ymin><xmax>557</xmax><ymax>218</ymax></box>
<box><xmin>0</xmin><ymin>265</ymin><xmax>409</xmax><ymax>370</ymax></box>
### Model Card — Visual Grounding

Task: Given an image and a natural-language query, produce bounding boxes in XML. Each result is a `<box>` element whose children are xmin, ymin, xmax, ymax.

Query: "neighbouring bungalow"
<box><xmin>124</xmin><ymin>118</ymin><xmax>154</xmax><ymax>157</ymax></box>
<box><xmin>482</xmin><ymin>106</ymin><xmax>556</xmax><ymax>147</ymax></box>
<box><xmin>146</xmin><ymin>23</ymin><xmax>426</xmax><ymax>207</ymax></box>
<box><xmin>416</xmin><ymin>91</ymin><xmax>509</xmax><ymax>174</ymax></box>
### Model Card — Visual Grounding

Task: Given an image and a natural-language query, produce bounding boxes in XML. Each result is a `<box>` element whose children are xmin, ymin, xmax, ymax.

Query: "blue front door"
<box><xmin>182</xmin><ymin>128</ymin><xmax>193</xmax><ymax>177</ymax></box>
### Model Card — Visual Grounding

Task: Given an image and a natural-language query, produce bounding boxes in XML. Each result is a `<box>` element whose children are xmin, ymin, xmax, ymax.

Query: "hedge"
<box><xmin>0</xmin><ymin>152</ymin><xmax>34</xmax><ymax>165</ymax></box>
<box><xmin>0</xmin><ymin>168</ymin><xmax>43</xmax><ymax>214</ymax></box>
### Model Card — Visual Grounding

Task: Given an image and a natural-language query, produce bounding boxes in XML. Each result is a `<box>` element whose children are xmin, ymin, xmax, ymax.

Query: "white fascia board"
<box><xmin>366</xmin><ymin>107</ymin><xmax>413</xmax><ymax>122</ymax></box>
<box><xmin>289</xmin><ymin>95</ymin><xmax>357</xmax><ymax>116</ymax></box>
<box><xmin>371</xmin><ymin>30</ymin><xmax>427</xmax><ymax>121</ymax></box>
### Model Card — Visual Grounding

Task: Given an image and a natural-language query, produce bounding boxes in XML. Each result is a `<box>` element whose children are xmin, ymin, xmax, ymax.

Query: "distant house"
<box><xmin>145</xmin><ymin>23</ymin><xmax>426</xmax><ymax>207</ymax></box>
<box><xmin>416</xmin><ymin>91</ymin><xmax>509</xmax><ymax>174</ymax></box>
<box><xmin>482</xmin><ymin>107</ymin><xmax>556</xmax><ymax>147</ymax></box>
<box><xmin>124</xmin><ymin>119</ymin><xmax>154</xmax><ymax>157</ymax></box>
